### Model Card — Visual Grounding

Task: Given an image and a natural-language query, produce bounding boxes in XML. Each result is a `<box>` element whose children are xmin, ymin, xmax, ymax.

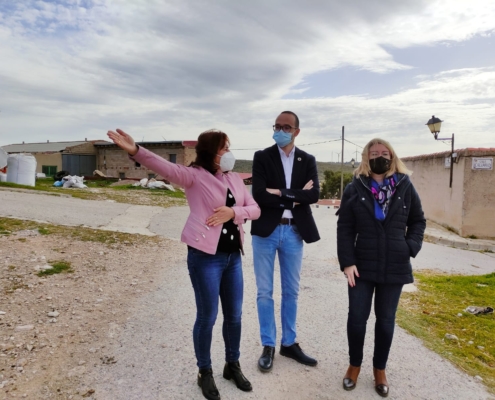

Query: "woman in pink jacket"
<box><xmin>107</xmin><ymin>128</ymin><xmax>260</xmax><ymax>400</ymax></box>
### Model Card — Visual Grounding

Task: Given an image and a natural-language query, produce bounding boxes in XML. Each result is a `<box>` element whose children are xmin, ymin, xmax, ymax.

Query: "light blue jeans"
<box><xmin>252</xmin><ymin>224</ymin><xmax>304</xmax><ymax>347</ymax></box>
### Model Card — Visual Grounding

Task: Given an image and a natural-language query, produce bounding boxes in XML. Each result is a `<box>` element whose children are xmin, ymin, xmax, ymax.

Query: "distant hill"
<box><xmin>234</xmin><ymin>160</ymin><xmax>357</xmax><ymax>181</ymax></box>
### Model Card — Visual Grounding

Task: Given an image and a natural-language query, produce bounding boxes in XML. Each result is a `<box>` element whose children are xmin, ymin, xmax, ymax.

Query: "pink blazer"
<box><xmin>131</xmin><ymin>146</ymin><xmax>260</xmax><ymax>255</ymax></box>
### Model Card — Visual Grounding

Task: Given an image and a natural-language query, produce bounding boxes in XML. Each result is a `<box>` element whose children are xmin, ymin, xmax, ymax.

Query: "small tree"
<box><xmin>320</xmin><ymin>170</ymin><xmax>353</xmax><ymax>199</ymax></box>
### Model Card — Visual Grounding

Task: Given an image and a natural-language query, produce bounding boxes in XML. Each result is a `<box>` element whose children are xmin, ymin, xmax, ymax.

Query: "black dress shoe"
<box><xmin>258</xmin><ymin>346</ymin><xmax>275</xmax><ymax>372</ymax></box>
<box><xmin>197</xmin><ymin>368</ymin><xmax>221</xmax><ymax>400</ymax></box>
<box><xmin>223</xmin><ymin>361</ymin><xmax>252</xmax><ymax>391</ymax></box>
<box><xmin>279</xmin><ymin>343</ymin><xmax>317</xmax><ymax>366</ymax></box>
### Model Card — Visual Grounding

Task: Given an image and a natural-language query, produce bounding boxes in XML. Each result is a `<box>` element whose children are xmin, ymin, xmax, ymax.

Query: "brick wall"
<box><xmin>64</xmin><ymin>142</ymin><xmax>97</xmax><ymax>154</ymax></box>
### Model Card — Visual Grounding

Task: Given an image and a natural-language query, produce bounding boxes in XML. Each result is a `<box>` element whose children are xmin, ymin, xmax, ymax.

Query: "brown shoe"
<box><xmin>342</xmin><ymin>365</ymin><xmax>361</xmax><ymax>391</ymax></box>
<box><xmin>373</xmin><ymin>367</ymin><xmax>389</xmax><ymax>398</ymax></box>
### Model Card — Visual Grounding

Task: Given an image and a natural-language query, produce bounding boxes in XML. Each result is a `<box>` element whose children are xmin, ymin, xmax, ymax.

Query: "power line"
<box><xmin>343</xmin><ymin>138</ymin><xmax>363</xmax><ymax>149</ymax></box>
<box><xmin>232</xmin><ymin>138</ymin><xmax>342</xmax><ymax>151</ymax></box>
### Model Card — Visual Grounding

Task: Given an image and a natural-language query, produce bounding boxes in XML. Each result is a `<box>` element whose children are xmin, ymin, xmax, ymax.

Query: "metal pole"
<box><xmin>449</xmin><ymin>133</ymin><xmax>454</xmax><ymax>188</ymax></box>
<box><xmin>340</xmin><ymin>126</ymin><xmax>344</xmax><ymax>199</ymax></box>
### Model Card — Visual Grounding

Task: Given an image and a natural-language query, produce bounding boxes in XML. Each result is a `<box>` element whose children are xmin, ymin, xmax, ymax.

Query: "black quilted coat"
<box><xmin>337</xmin><ymin>173</ymin><xmax>426</xmax><ymax>284</ymax></box>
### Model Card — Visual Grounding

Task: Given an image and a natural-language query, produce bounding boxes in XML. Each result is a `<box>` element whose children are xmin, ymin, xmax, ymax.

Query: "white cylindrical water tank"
<box><xmin>6</xmin><ymin>153</ymin><xmax>37</xmax><ymax>187</ymax></box>
<box><xmin>0</xmin><ymin>147</ymin><xmax>8</xmax><ymax>169</ymax></box>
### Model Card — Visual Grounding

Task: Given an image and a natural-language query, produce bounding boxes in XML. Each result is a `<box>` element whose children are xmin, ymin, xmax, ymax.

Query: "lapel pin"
<box><xmin>297</xmin><ymin>157</ymin><xmax>302</xmax><ymax>161</ymax></box>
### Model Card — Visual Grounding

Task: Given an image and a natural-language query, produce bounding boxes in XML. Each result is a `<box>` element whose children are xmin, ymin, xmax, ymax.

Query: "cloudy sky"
<box><xmin>1</xmin><ymin>0</ymin><xmax>494</xmax><ymax>162</ymax></box>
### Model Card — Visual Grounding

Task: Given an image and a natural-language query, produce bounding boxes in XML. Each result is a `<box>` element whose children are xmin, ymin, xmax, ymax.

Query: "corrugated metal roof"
<box><xmin>1</xmin><ymin>141</ymin><xmax>105</xmax><ymax>153</ymax></box>
<box><xmin>94</xmin><ymin>141</ymin><xmax>184</xmax><ymax>147</ymax></box>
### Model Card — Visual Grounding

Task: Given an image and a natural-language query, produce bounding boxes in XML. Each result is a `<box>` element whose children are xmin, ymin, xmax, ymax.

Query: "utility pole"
<box><xmin>340</xmin><ymin>126</ymin><xmax>344</xmax><ymax>199</ymax></box>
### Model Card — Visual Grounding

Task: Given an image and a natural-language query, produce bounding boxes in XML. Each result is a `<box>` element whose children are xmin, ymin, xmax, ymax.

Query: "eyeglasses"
<box><xmin>273</xmin><ymin>124</ymin><xmax>297</xmax><ymax>133</ymax></box>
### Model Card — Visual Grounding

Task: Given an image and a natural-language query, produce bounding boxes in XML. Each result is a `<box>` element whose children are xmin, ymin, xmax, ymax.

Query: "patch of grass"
<box><xmin>38</xmin><ymin>227</ymin><xmax>51</xmax><ymax>235</ymax></box>
<box><xmin>467</xmin><ymin>234</ymin><xmax>478</xmax><ymax>239</ymax></box>
<box><xmin>397</xmin><ymin>272</ymin><xmax>495</xmax><ymax>393</ymax></box>
<box><xmin>0</xmin><ymin>217</ymin><xmax>161</xmax><ymax>246</ymax></box>
<box><xmin>8</xmin><ymin>265</ymin><xmax>16</xmax><ymax>270</ymax></box>
<box><xmin>0</xmin><ymin>178</ymin><xmax>186</xmax><ymax>207</ymax></box>
<box><xmin>18</xmin><ymin>238</ymin><xmax>27</xmax><ymax>242</ymax></box>
<box><xmin>37</xmin><ymin>261</ymin><xmax>72</xmax><ymax>276</ymax></box>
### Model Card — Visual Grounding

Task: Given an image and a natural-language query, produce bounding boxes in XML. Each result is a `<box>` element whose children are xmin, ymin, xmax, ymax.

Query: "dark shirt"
<box><xmin>216</xmin><ymin>188</ymin><xmax>241</xmax><ymax>254</ymax></box>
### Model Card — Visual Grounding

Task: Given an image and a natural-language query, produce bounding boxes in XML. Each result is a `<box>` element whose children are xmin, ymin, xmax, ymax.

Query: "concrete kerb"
<box><xmin>0</xmin><ymin>186</ymin><xmax>72</xmax><ymax>198</ymax></box>
<box><xmin>424</xmin><ymin>232</ymin><xmax>495</xmax><ymax>253</ymax></box>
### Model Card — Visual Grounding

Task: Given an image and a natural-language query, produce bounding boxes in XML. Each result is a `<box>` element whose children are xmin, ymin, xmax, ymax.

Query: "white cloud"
<box><xmin>0</xmin><ymin>0</ymin><xmax>494</xmax><ymax>162</ymax></box>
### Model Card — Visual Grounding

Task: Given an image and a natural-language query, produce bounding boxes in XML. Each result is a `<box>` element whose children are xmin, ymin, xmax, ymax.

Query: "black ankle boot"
<box><xmin>197</xmin><ymin>368</ymin><xmax>221</xmax><ymax>400</ymax></box>
<box><xmin>223</xmin><ymin>361</ymin><xmax>253</xmax><ymax>392</ymax></box>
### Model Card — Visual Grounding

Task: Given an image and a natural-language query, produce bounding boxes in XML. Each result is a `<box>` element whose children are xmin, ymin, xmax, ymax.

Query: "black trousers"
<box><xmin>347</xmin><ymin>279</ymin><xmax>403</xmax><ymax>369</ymax></box>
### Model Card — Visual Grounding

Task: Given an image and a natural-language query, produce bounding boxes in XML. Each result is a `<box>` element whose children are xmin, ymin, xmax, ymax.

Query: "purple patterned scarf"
<box><xmin>370</xmin><ymin>174</ymin><xmax>397</xmax><ymax>220</ymax></box>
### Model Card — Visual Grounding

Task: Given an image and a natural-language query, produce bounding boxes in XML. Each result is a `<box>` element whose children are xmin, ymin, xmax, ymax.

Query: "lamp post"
<box><xmin>425</xmin><ymin>115</ymin><xmax>455</xmax><ymax>188</ymax></box>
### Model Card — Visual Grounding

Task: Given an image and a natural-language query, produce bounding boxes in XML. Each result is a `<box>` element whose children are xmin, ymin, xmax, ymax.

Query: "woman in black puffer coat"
<box><xmin>337</xmin><ymin>138</ymin><xmax>426</xmax><ymax>398</ymax></box>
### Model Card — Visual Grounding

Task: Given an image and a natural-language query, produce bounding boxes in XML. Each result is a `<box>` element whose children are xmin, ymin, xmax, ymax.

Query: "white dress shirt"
<box><xmin>278</xmin><ymin>145</ymin><xmax>295</xmax><ymax>219</ymax></box>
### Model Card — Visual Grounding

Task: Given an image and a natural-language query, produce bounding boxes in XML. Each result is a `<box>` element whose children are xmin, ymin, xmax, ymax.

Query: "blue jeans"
<box><xmin>252</xmin><ymin>224</ymin><xmax>304</xmax><ymax>347</ymax></box>
<box><xmin>347</xmin><ymin>279</ymin><xmax>403</xmax><ymax>369</ymax></box>
<box><xmin>187</xmin><ymin>247</ymin><xmax>243</xmax><ymax>370</ymax></box>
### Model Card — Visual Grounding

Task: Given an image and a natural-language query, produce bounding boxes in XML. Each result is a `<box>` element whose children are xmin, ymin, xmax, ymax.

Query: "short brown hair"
<box><xmin>354</xmin><ymin>138</ymin><xmax>411</xmax><ymax>177</ymax></box>
<box><xmin>190</xmin><ymin>129</ymin><xmax>229</xmax><ymax>174</ymax></box>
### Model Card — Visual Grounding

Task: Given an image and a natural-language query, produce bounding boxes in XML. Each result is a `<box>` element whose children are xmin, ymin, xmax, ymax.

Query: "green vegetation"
<box><xmin>233</xmin><ymin>159</ymin><xmax>355</xmax><ymax>182</ymax></box>
<box><xmin>320</xmin><ymin>170</ymin><xmax>353</xmax><ymax>199</ymax></box>
<box><xmin>0</xmin><ymin>178</ymin><xmax>186</xmax><ymax>207</ymax></box>
<box><xmin>38</xmin><ymin>227</ymin><xmax>51</xmax><ymax>235</ymax></box>
<box><xmin>0</xmin><ymin>217</ymin><xmax>162</xmax><ymax>246</ymax></box>
<box><xmin>397</xmin><ymin>272</ymin><xmax>495</xmax><ymax>393</ymax></box>
<box><xmin>37</xmin><ymin>261</ymin><xmax>72</xmax><ymax>276</ymax></box>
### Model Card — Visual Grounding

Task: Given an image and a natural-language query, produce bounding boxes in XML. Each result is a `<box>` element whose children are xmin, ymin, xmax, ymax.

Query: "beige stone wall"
<box><xmin>96</xmin><ymin>144</ymin><xmax>186</xmax><ymax>180</ymax></box>
<box><xmin>460</xmin><ymin>154</ymin><xmax>495</xmax><ymax>238</ymax></box>
<box><xmin>184</xmin><ymin>146</ymin><xmax>196</xmax><ymax>166</ymax></box>
<box><xmin>403</xmin><ymin>149</ymin><xmax>495</xmax><ymax>239</ymax></box>
<box><xmin>34</xmin><ymin>153</ymin><xmax>62</xmax><ymax>174</ymax></box>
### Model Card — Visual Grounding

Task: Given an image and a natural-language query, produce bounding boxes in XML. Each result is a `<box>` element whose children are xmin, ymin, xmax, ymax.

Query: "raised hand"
<box><xmin>107</xmin><ymin>129</ymin><xmax>138</xmax><ymax>156</ymax></box>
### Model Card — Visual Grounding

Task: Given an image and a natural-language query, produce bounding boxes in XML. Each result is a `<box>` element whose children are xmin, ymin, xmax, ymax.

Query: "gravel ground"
<box><xmin>89</xmin><ymin>206</ymin><xmax>494</xmax><ymax>400</ymax></box>
<box><xmin>1</xmin><ymin>191</ymin><xmax>494</xmax><ymax>399</ymax></box>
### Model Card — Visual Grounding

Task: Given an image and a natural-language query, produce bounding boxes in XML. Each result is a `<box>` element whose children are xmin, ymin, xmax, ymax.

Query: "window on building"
<box><xmin>169</xmin><ymin>154</ymin><xmax>177</xmax><ymax>163</ymax></box>
<box><xmin>135</xmin><ymin>162</ymin><xmax>141</xmax><ymax>167</ymax></box>
<box><xmin>41</xmin><ymin>165</ymin><xmax>57</xmax><ymax>177</ymax></box>
<box><xmin>119</xmin><ymin>172</ymin><xmax>126</xmax><ymax>179</ymax></box>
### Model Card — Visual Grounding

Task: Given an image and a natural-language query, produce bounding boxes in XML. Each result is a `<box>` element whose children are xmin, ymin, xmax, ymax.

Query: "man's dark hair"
<box><xmin>281</xmin><ymin>111</ymin><xmax>299</xmax><ymax>128</ymax></box>
<box><xmin>190</xmin><ymin>129</ymin><xmax>229</xmax><ymax>174</ymax></box>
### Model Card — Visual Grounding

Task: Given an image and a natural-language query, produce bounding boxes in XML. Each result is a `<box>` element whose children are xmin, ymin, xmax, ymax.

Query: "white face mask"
<box><xmin>216</xmin><ymin>151</ymin><xmax>236</xmax><ymax>172</ymax></box>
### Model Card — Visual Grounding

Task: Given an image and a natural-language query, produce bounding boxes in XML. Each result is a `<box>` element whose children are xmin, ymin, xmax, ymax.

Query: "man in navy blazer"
<box><xmin>251</xmin><ymin>111</ymin><xmax>320</xmax><ymax>372</ymax></box>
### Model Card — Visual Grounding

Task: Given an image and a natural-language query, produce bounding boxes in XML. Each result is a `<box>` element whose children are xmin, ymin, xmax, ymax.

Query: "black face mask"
<box><xmin>369</xmin><ymin>156</ymin><xmax>391</xmax><ymax>175</ymax></box>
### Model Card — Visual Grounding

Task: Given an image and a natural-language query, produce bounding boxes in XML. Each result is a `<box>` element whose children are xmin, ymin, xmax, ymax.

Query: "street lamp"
<box><xmin>425</xmin><ymin>115</ymin><xmax>455</xmax><ymax>188</ymax></box>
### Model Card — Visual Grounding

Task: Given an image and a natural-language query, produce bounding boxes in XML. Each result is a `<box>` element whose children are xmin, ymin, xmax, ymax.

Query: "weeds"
<box><xmin>37</xmin><ymin>261</ymin><xmax>72</xmax><ymax>276</ymax></box>
<box><xmin>397</xmin><ymin>272</ymin><xmax>495</xmax><ymax>393</ymax></box>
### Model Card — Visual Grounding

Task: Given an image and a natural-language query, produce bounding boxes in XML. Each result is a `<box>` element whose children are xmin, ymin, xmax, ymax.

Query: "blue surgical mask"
<box><xmin>273</xmin><ymin>131</ymin><xmax>293</xmax><ymax>147</ymax></box>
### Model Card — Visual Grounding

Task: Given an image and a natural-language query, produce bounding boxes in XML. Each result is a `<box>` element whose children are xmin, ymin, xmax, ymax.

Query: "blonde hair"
<box><xmin>354</xmin><ymin>138</ymin><xmax>411</xmax><ymax>177</ymax></box>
